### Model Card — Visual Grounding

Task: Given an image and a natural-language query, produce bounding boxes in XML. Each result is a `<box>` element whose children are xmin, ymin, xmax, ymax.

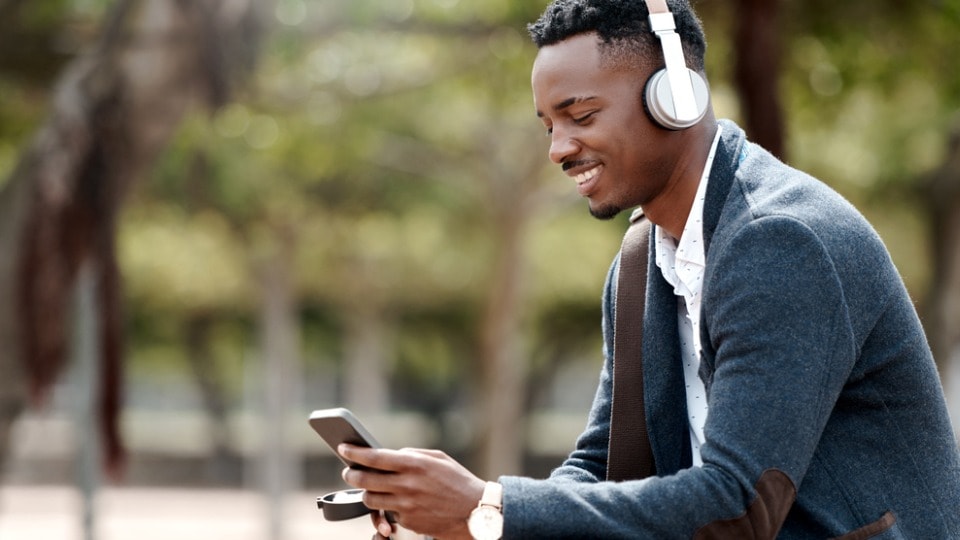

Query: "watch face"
<box><xmin>467</xmin><ymin>506</ymin><xmax>504</xmax><ymax>540</ymax></box>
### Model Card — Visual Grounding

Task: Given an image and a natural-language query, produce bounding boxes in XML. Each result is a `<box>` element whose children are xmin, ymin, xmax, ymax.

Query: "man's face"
<box><xmin>532</xmin><ymin>33</ymin><xmax>671</xmax><ymax>220</ymax></box>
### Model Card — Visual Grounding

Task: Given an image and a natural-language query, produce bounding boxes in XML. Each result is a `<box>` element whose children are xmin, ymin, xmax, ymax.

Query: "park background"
<box><xmin>0</xmin><ymin>0</ymin><xmax>959</xmax><ymax>538</ymax></box>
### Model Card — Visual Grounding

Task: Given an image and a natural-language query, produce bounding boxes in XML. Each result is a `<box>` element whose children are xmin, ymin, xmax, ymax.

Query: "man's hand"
<box><xmin>339</xmin><ymin>444</ymin><xmax>487</xmax><ymax>540</ymax></box>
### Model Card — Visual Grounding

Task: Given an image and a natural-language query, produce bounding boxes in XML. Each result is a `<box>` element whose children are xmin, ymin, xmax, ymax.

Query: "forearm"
<box><xmin>497</xmin><ymin>219</ymin><xmax>857</xmax><ymax>538</ymax></box>
<box><xmin>500</xmin><ymin>467</ymin><xmax>740</xmax><ymax>539</ymax></box>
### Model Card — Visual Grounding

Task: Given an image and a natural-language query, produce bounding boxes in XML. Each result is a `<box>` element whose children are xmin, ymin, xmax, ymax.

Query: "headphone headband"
<box><xmin>644</xmin><ymin>0</ymin><xmax>670</xmax><ymax>13</ymax></box>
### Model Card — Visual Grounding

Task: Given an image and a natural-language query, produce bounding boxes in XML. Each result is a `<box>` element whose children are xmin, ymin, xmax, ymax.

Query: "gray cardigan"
<box><xmin>499</xmin><ymin>120</ymin><xmax>960</xmax><ymax>539</ymax></box>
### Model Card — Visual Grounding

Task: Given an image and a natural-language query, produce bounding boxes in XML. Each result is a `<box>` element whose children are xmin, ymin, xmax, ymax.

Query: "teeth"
<box><xmin>576</xmin><ymin>166</ymin><xmax>601</xmax><ymax>185</ymax></box>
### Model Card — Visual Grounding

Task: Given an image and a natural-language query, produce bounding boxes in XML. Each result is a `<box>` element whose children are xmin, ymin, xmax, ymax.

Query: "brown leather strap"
<box><xmin>607</xmin><ymin>212</ymin><xmax>655</xmax><ymax>482</ymax></box>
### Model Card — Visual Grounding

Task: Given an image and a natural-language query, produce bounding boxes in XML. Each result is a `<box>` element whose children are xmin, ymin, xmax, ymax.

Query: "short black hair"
<box><xmin>528</xmin><ymin>0</ymin><xmax>706</xmax><ymax>72</ymax></box>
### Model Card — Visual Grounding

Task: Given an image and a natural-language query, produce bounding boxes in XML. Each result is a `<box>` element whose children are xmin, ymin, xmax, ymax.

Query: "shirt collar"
<box><xmin>655</xmin><ymin>126</ymin><xmax>723</xmax><ymax>292</ymax></box>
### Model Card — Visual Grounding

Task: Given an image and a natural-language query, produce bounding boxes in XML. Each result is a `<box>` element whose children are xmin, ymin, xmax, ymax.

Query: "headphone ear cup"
<box><xmin>644</xmin><ymin>68</ymin><xmax>710</xmax><ymax>130</ymax></box>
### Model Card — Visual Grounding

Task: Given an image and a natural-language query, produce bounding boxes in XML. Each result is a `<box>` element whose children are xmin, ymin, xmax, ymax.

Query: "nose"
<box><xmin>548</xmin><ymin>129</ymin><xmax>580</xmax><ymax>164</ymax></box>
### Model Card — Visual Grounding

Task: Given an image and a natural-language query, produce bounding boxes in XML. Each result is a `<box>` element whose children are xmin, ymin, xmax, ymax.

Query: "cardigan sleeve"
<box><xmin>498</xmin><ymin>216</ymin><xmax>862</xmax><ymax>539</ymax></box>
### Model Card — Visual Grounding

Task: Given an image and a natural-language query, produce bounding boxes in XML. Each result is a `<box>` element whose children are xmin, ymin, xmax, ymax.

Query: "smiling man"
<box><xmin>533</xmin><ymin>34</ymin><xmax>713</xmax><ymax>234</ymax></box>
<box><xmin>339</xmin><ymin>1</ymin><xmax>960</xmax><ymax>538</ymax></box>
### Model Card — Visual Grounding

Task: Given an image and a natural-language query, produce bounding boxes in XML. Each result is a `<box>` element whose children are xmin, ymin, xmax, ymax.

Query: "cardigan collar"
<box><xmin>702</xmin><ymin>119</ymin><xmax>747</xmax><ymax>253</ymax></box>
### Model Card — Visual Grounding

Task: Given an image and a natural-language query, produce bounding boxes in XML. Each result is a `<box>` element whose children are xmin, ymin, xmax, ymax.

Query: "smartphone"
<box><xmin>308</xmin><ymin>408</ymin><xmax>382</xmax><ymax>468</ymax></box>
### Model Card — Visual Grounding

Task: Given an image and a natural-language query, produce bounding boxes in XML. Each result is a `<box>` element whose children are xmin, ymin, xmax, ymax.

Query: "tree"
<box><xmin>0</xmin><ymin>0</ymin><xmax>265</xmax><ymax>474</ymax></box>
<box><xmin>917</xmin><ymin>120</ymin><xmax>960</xmax><ymax>390</ymax></box>
<box><xmin>733</xmin><ymin>0</ymin><xmax>785</xmax><ymax>158</ymax></box>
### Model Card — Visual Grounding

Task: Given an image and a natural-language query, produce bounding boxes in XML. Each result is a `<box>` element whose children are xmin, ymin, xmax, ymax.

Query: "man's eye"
<box><xmin>573</xmin><ymin>112</ymin><xmax>596</xmax><ymax>124</ymax></box>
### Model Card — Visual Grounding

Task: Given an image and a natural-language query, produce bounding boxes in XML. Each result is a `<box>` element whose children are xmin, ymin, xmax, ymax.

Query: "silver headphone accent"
<box><xmin>644</xmin><ymin>0</ymin><xmax>709</xmax><ymax>130</ymax></box>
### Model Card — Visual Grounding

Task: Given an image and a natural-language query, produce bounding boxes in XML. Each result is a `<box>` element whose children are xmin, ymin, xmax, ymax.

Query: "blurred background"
<box><xmin>0</xmin><ymin>0</ymin><xmax>958</xmax><ymax>538</ymax></box>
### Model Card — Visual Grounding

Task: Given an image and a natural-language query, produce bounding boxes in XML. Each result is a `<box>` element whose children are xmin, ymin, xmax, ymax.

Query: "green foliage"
<box><xmin>774</xmin><ymin>1</ymin><xmax>959</xmax><ymax>293</ymax></box>
<box><xmin>0</xmin><ymin>80</ymin><xmax>46</xmax><ymax>187</ymax></box>
<box><xmin>15</xmin><ymin>0</ymin><xmax>73</xmax><ymax>29</ymax></box>
<box><xmin>118</xmin><ymin>4</ymin><xmax>552</xmax><ymax>392</ymax></box>
<box><xmin>3</xmin><ymin>0</ymin><xmax>958</xmax><ymax>413</ymax></box>
<box><xmin>782</xmin><ymin>1</ymin><xmax>958</xmax><ymax>185</ymax></box>
<box><xmin>120</xmin><ymin>202</ymin><xmax>254</xmax><ymax>312</ymax></box>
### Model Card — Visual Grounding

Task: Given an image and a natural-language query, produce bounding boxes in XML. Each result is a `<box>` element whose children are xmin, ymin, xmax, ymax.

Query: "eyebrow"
<box><xmin>536</xmin><ymin>96</ymin><xmax>598</xmax><ymax>118</ymax></box>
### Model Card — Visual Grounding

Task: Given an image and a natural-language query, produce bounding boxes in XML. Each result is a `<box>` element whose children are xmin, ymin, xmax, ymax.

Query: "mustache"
<box><xmin>562</xmin><ymin>160</ymin><xmax>593</xmax><ymax>172</ymax></box>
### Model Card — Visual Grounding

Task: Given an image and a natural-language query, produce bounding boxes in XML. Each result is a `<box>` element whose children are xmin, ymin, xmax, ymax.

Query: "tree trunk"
<box><xmin>0</xmin><ymin>168</ymin><xmax>30</xmax><ymax>472</ymax></box>
<box><xmin>257</xmin><ymin>224</ymin><xmax>302</xmax><ymax>540</ymax></box>
<box><xmin>472</xmin><ymin>131</ymin><xmax>544</xmax><ymax>478</ymax></box>
<box><xmin>734</xmin><ymin>0</ymin><xmax>785</xmax><ymax>160</ymax></box>
<box><xmin>476</xmin><ymin>209</ymin><xmax>528</xmax><ymax>478</ymax></box>
<box><xmin>343</xmin><ymin>301</ymin><xmax>391</xmax><ymax>416</ymax></box>
<box><xmin>0</xmin><ymin>0</ymin><xmax>264</xmax><ymax>475</ymax></box>
<box><xmin>920</xmin><ymin>120</ymin><xmax>960</xmax><ymax>426</ymax></box>
<box><xmin>184</xmin><ymin>312</ymin><xmax>240</xmax><ymax>483</ymax></box>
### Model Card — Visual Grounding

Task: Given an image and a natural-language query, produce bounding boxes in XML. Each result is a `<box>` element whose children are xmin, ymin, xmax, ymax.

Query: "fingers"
<box><xmin>340</xmin><ymin>444</ymin><xmax>452</xmax><ymax>471</ymax></box>
<box><xmin>341</xmin><ymin>465</ymin><xmax>403</xmax><ymax>511</ymax></box>
<box><xmin>377</xmin><ymin>514</ymin><xmax>395</xmax><ymax>538</ymax></box>
<box><xmin>341</xmin><ymin>464</ymin><xmax>399</xmax><ymax>495</ymax></box>
<box><xmin>401</xmin><ymin>447</ymin><xmax>450</xmax><ymax>459</ymax></box>
<box><xmin>339</xmin><ymin>445</ymin><xmax>482</xmax><ymax>538</ymax></box>
<box><xmin>369</xmin><ymin>511</ymin><xmax>395</xmax><ymax>539</ymax></box>
<box><xmin>339</xmin><ymin>444</ymin><xmax>403</xmax><ymax>472</ymax></box>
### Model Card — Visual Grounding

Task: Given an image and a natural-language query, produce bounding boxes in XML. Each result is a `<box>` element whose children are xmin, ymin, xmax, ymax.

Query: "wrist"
<box><xmin>466</xmin><ymin>481</ymin><xmax>503</xmax><ymax>540</ymax></box>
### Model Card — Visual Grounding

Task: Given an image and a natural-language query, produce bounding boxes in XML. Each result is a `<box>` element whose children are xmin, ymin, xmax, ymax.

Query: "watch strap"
<box><xmin>478</xmin><ymin>481</ymin><xmax>503</xmax><ymax>509</ymax></box>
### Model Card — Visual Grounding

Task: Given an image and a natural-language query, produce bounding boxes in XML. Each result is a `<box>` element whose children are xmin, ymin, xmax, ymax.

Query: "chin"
<box><xmin>589</xmin><ymin>203</ymin><xmax>621</xmax><ymax>221</ymax></box>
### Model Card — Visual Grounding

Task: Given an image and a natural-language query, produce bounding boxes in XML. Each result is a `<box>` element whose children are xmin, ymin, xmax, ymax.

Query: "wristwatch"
<box><xmin>467</xmin><ymin>481</ymin><xmax>503</xmax><ymax>540</ymax></box>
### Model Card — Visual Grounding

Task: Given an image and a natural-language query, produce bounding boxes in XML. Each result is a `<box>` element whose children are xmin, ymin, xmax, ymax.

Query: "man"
<box><xmin>340</xmin><ymin>0</ymin><xmax>960</xmax><ymax>538</ymax></box>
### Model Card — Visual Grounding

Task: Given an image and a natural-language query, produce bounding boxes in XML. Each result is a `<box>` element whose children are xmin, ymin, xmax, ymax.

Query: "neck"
<box><xmin>644</xmin><ymin>114</ymin><xmax>718</xmax><ymax>239</ymax></box>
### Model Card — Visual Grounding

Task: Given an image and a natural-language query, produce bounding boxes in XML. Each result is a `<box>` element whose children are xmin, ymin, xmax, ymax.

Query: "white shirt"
<box><xmin>654</xmin><ymin>126</ymin><xmax>722</xmax><ymax>467</ymax></box>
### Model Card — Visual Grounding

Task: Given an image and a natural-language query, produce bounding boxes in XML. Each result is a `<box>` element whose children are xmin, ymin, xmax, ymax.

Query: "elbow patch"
<box><xmin>693</xmin><ymin>469</ymin><xmax>797</xmax><ymax>540</ymax></box>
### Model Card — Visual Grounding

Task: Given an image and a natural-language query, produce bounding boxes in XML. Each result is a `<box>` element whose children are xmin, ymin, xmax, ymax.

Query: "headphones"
<box><xmin>642</xmin><ymin>0</ymin><xmax>709</xmax><ymax>130</ymax></box>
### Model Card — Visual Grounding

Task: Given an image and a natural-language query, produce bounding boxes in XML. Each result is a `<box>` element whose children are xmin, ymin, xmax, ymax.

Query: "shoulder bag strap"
<box><xmin>606</xmin><ymin>211</ymin><xmax>655</xmax><ymax>481</ymax></box>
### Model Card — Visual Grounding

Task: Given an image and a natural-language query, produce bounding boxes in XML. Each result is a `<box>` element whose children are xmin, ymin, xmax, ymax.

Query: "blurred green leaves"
<box><xmin>2</xmin><ymin>0</ymin><xmax>958</xmax><ymax>406</ymax></box>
